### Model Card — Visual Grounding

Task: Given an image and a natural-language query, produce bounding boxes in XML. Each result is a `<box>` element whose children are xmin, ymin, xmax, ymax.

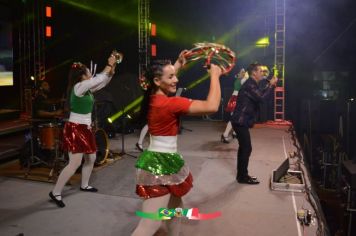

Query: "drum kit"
<box><xmin>24</xmin><ymin>50</ymin><xmax>125</xmax><ymax>178</ymax></box>
<box><xmin>25</xmin><ymin>117</ymin><xmax>111</xmax><ymax>180</ymax></box>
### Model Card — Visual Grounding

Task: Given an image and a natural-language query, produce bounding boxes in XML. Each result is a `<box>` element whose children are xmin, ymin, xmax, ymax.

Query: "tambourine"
<box><xmin>183</xmin><ymin>42</ymin><xmax>236</xmax><ymax>74</ymax></box>
<box><xmin>112</xmin><ymin>50</ymin><xmax>124</xmax><ymax>64</ymax></box>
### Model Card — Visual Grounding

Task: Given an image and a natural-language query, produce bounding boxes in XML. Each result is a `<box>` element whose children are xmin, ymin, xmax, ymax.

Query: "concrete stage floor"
<box><xmin>0</xmin><ymin>120</ymin><xmax>323</xmax><ymax>236</ymax></box>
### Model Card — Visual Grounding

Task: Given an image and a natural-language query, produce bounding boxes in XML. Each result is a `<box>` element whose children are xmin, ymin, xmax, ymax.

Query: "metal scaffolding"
<box><xmin>19</xmin><ymin>0</ymin><xmax>46</xmax><ymax>114</ymax></box>
<box><xmin>138</xmin><ymin>0</ymin><xmax>150</xmax><ymax>77</ymax></box>
<box><xmin>274</xmin><ymin>0</ymin><xmax>286</xmax><ymax>121</ymax></box>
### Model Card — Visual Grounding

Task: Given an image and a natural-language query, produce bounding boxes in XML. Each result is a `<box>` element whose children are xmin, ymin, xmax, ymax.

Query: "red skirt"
<box><xmin>62</xmin><ymin>122</ymin><xmax>97</xmax><ymax>154</ymax></box>
<box><xmin>136</xmin><ymin>173</ymin><xmax>193</xmax><ymax>199</ymax></box>
<box><xmin>225</xmin><ymin>95</ymin><xmax>238</xmax><ymax>112</ymax></box>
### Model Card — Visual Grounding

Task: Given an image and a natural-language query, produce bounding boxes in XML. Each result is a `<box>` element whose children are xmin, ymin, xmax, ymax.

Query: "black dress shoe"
<box><xmin>220</xmin><ymin>134</ymin><xmax>229</xmax><ymax>143</ymax></box>
<box><xmin>248</xmin><ymin>175</ymin><xmax>258</xmax><ymax>180</ymax></box>
<box><xmin>80</xmin><ymin>186</ymin><xmax>98</xmax><ymax>192</ymax></box>
<box><xmin>136</xmin><ymin>143</ymin><xmax>144</xmax><ymax>152</ymax></box>
<box><xmin>49</xmin><ymin>191</ymin><xmax>65</xmax><ymax>208</ymax></box>
<box><xmin>237</xmin><ymin>175</ymin><xmax>257</xmax><ymax>180</ymax></box>
<box><xmin>237</xmin><ymin>176</ymin><xmax>260</xmax><ymax>184</ymax></box>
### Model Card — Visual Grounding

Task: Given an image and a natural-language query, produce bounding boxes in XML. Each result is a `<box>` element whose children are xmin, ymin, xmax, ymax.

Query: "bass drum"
<box><xmin>95</xmin><ymin>129</ymin><xmax>109</xmax><ymax>165</ymax></box>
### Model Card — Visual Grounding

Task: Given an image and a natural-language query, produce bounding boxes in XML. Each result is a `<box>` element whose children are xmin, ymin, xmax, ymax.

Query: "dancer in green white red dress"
<box><xmin>49</xmin><ymin>52</ymin><xmax>117</xmax><ymax>208</ymax></box>
<box><xmin>132</xmin><ymin>51</ymin><xmax>223</xmax><ymax>236</ymax></box>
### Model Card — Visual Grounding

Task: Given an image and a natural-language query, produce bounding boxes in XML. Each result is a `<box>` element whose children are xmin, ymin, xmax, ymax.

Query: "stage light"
<box><xmin>151</xmin><ymin>23</ymin><xmax>156</xmax><ymax>36</ymax></box>
<box><xmin>30</xmin><ymin>76</ymin><xmax>35</xmax><ymax>81</ymax></box>
<box><xmin>255</xmin><ymin>36</ymin><xmax>270</xmax><ymax>47</ymax></box>
<box><xmin>46</xmin><ymin>6</ymin><xmax>52</xmax><ymax>18</ymax></box>
<box><xmin>107</xmin><ymin>118</ymin><xmax>113</xmax><ymax>123</ymax></box>
<box><xmin>151</xmin><ymin>44</ymin><xmax>157</xmax><ymax>57</ymax></box>
<box><xmin>46</xmin><ymin>26</ymin><xmax>52</xmax><ymax>37</ymax></box>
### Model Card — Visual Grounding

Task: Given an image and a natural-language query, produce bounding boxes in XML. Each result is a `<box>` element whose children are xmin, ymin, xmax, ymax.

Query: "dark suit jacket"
<box><xmin>231</xmin><ymin>78</ymin><xmax>274</xmax><ymax>128</ymax></box>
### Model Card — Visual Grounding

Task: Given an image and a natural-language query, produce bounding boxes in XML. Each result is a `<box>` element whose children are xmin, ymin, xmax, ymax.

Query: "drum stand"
<box><xmin>24</xmin><ymin>125</ymin><xmax>49</xmax><ymax>178</ymax></box>
<box><xmin>48</xmin><ymin>139</ymin><xmax>67</xmax><ymax>180</ymax></box>
<box><xmin>119</xmin><ymin>115</ymin><xmax>137</xmax><ymax>158</ymax></box>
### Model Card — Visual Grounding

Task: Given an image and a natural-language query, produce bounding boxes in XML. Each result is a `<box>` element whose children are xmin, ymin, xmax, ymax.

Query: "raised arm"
<box><xmin>187</xmin><ymin>64</ymin><xmax>222</xmax><ymax>115</ymax></box>
<box><xmin>173</xmin><ymin>50</ymin><xmax>188</xmax><ymax>74</ymax></box>
<box><xmin>74</xmin><ymin>52</ymin><xmax>117</xmax><ymax>96</ymax></box>
<box><xmin>245</xmin><ymin>76</ymin><xmax>277</xmax><ymax>103</ymax></box>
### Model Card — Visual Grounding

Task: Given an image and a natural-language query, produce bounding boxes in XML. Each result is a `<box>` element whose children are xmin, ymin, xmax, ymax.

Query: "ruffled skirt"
<box><xmin>135</xmin><ymin>150</ymin><xmax>193</xmax><ymax>199</ymax></box>
<box><xmin>62</xmin><ymin>122</ymin><xmax>96</xmax><ymax>154</ymax></box>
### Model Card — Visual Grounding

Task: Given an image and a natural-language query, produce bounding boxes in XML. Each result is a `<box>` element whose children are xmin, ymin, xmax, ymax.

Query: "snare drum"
<box><xmin>38</xmin><ymin>123</ymin><xmax>61</xmax><ymax>150</ymax></box>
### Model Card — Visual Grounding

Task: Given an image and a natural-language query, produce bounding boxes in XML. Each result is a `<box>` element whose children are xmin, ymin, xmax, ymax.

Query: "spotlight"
<box><xmin>255</xmin><ymin>36</ymin><xmax>270</xmax><ymax>48</ymax></box>
<box><xmin>30</xmin><ymin>76</ymin><xmax>35</xmax><ymax>81</ymax></box>
<box><xmin>107</xmin><ymin>118</ymin><xmax>113</xmax><ymax>123</ymax></box>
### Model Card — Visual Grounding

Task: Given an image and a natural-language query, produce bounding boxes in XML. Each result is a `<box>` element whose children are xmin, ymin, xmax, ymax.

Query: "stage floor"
<box><xmin>0</xmin><ymin>120</ymin><xmax>322</xmax><ymax>236</ymax></box>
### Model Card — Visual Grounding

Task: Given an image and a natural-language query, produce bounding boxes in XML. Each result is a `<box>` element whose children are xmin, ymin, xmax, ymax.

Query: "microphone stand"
<box><xmin>118</xmin><ymin>114</ymin><xmax>137</xmax><ymax>158</ymax></box>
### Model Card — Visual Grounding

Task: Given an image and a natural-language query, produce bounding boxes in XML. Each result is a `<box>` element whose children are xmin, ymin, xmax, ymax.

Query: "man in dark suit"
<box><xmin>231</xmin><ymin>63</ymin><xmax>278</xmax><ymax>184</ymax></box>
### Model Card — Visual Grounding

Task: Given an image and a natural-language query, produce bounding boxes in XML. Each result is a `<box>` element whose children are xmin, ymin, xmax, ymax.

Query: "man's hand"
<box><xmin>269</xmin><ymin>76</ymin><xmax>278</xmax><ymax>86</ymax></box>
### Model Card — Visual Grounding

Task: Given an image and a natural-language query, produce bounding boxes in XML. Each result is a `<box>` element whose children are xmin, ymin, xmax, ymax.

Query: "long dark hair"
<box><xmin>139</xmin><ymin>59</ymin><xmax>172</xmax><ymax>123</ymax></box>
<box><xmin>64</xmin><ymin>62</ymin><xmax>88</xmax><ymax>113</ymax></box>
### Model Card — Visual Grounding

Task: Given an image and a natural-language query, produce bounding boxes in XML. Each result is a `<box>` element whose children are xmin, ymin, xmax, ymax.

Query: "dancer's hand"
<box><xmin>107</xmin><ymin>51</ymin><xmax>117</xmax><ymax>67</ymax></box>
<box><xmin>208</xmin><ymin>64</ymin><xmax>223</xmax><ymax>78</ymax></box>
<box><xmin>174</xmin><ymin>49</ymin><xmax>189</xmax><ymax>73</ymax></box>
<box><xmin>106</xmin><ymin>51</ymin><xmax>117</xmax><ymax>75</ymax></box>
<box><xmin>177</xmin><ymin>49</ymin><xmax>188</xmax><ymax>66</ymax></box>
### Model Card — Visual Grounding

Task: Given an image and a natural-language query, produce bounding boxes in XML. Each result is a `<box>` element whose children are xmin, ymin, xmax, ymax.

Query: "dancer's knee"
<box><xmin>85</xmin><ymin>153</ymin><xmax>96</xmax><ymax>164</ymax></box>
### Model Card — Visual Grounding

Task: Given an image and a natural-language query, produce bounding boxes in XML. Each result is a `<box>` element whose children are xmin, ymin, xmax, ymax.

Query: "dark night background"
<box><xmin>0</xmin><ymin>0</ymin><xmax>355</xmax><ymax>145</ymax></box>
<box><xmin>1</xmin><ymin>0</ymin><xmax>355</xmax><ymax>125</ymax></box>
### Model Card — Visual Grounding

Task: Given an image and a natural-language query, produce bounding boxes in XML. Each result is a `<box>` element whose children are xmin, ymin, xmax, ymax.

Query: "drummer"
<box><xmin>33</xmin><ymin>80</ymin><xmax>64</xmax><ymax>120</ymax></box>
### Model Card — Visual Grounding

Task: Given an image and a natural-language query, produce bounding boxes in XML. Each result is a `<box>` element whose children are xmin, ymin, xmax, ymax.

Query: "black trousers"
<box><xmin>232</xmin><ymin>125</ymin><xmax>252</xmax><ymax>179</ymax></box>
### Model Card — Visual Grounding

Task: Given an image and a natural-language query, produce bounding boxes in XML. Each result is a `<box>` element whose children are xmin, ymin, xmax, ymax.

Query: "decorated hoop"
<box><xmin>183</xmin><ymin>42</ymin><xmax>236</xmax><ymax>74</ymax></box>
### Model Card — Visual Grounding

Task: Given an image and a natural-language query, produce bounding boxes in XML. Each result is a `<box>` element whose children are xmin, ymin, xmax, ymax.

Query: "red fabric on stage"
<box><xmin>136</xmin><ymin>173</ymin><xmax>193</xmax><ymax>199</ymax></box>
<box><xmin>62</xmin><ymin>122</ymin><xmax>96</xmax><ymax>154</ymax></box>
<box><xmin>225</xmin><ymin>95</ymin><xmax>238</xmax><ymax>112</ymax></box>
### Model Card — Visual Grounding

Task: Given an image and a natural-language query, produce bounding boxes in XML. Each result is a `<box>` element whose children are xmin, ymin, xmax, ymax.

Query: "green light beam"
<box><xmin>108</xmin><ymin>95</ymin><xmax>143</xmax><ymax>123</ymax></box>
